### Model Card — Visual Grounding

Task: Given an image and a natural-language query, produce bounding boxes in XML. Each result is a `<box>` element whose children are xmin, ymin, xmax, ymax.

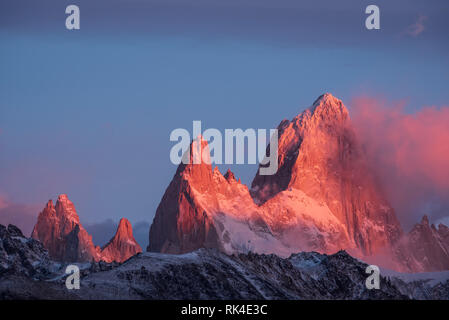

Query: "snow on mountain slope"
<box><xmin>148</xmin><ymin>93</ymin><xmax>448</xmax><ymax>273</ymax></box>
<box><xmin>260</xmin><ymin>188</ymin><xmax>351</xmax><ymax>254</ymax></box>
<box><xmin>2</xmin><ymin>226</ymin><xmax>449</xmax><ymax>300</ymax></box>
<box><xmin>148</xmin><ymin>137</ymin><xmax>286</xmax><ymax>255</ymax></box>
<box><xmin>70</xmin><ymin>249</ymin><xmax>410</xmax><ymax>300</ymax></box>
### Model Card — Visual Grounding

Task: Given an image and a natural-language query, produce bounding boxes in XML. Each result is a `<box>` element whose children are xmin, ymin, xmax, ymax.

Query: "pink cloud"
<box><xmin>405</xmin><ymin>15</ymin><xmax>427</xmax><ymax>37</ymax></box>
<box><xmin>0</xmin><ymin>195</ymin><xmax>8</xmax><ymax>210</ymax></box>
<box><xmin>350</xmin><ymin>96</ymin><xmax>449</xmax><ymax>228</ymax></box>
<box><xmin>0</xmin><ymin>195</ymin><xmax>40</xmax><ymax>236</ymax></box>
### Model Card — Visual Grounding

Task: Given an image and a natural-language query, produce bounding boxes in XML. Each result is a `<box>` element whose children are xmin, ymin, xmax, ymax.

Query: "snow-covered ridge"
<box><xmin>2</xmin><ymin>226</ymin><xmax>448</xmax><ymax>299</ymax></box>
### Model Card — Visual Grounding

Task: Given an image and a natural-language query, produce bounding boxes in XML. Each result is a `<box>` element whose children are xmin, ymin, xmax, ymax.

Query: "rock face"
<box><xmin>150</xmin><ymin>138</ymin><xmax>259</xmax><ymax>253</ymax></box>
<box><xmin>251</xmin><ymin>93</ymin><xmax>402</xmax><ymax>256</ymax></box>
<box><xmin>149</xmin><ymin>133</ymin><xmax>352</xmax><ymax>256</ymax></box>
<box><xmin>395</xmin><ymin>216</ymin><xmax>449</xmax><ymax>272</ymax></box>
<box><xmin>101</xmin><ymin>218</ymin><xmax>142</xmax><ymax>263</ymax></box>
<box><xmin>149</xmin><ymin>95</ymin><xmax>399</xmax><ymax>256</ymax></box>
<box><xmin>148</xmin><ymin>93</ymin><xmax>448</xmax><ymax>272</ymax></box>
<box><xmin>32</xmin><ymin>194</ymin><xmax>141</xmax><ymax>263</ymax></box>
<box><xmin>31</xmin><ymin>194</ymin><xmax>100</xmax><ymax>262</ymax></box>
<box><xmin>148</xmin><ymin>137</ymin><xmax>221</xmax><ymax>253</ymax></box>
<box><xmin>149</xmin><ymin>137</ymin><xmax>292</xmax><ymax>255</ymax></box>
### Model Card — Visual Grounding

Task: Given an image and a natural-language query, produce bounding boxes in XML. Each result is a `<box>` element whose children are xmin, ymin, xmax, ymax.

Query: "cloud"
<box><xmin>405</xmin><ymin>15</ymin><xmax>427</xmax><ymax>37</ymax></box>
<box><xmin>0</xmin><ymin>195</ymin><xmax>8</xmax><ymax>210</ymax></box>
<box><xmin>350</xmin><ymin>96</ymin><xmax>449</xmax><ymax>229</ymax></box>
<box><xmin>0</xmin><ymin>195</ymin><xmax>40</xmax><ymax>237</ymax></box>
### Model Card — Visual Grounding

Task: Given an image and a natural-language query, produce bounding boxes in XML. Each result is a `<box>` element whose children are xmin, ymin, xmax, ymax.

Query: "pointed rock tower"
<box><xmin>148</xmin><ymin>137</ymin><xmax>223</xmax><ymax>253</ymax></box>
<box><xmin>395</xmin><ymin>215</ymin><xmax>449</xmax><ymax>272</ymax></box>
<box><xmin>148</xmin><ymin>136</ymin><xmax>279</xmax><ymax>254</ymax></box>
<box><xmin>251</xmin><ymin>93</ymin><xmax>403</xmax><ymax>256</ymax></box>
<box><xmin>32</xmin><ymin>194</ymin><xmax>100</xmax><ymax>262</ymax></box>
<box><xmin>101</xmin><ymin>218</ymin><xmax>142</xmax><ymax>263</ymax></box>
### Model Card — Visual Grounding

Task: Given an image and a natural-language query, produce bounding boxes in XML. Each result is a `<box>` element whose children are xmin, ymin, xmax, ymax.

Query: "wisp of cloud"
<box><xmin>350</xmin><ymin>96</ymin><xmax>449</xmax><ymax>230</ymax></box>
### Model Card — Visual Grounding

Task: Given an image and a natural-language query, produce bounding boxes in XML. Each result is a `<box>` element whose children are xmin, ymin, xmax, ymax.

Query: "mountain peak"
<box><xmin>224</xmin><ymin>169</ymin><xmax>237</xmax><ymax>182</ymax></box>
<box><xmin>57</xmin><ymin>194</ymin><xmax>69</xmax><ymax>201</ymax></box>
<box><xmin>177</xmin><ymin>136</ymin><xmax>212</xmax><ymax>174</ymax></box>
<box><xmin>101</xmin><ymin>218</ymin><xmax>142</xmax><ymax>263</ymax></box>
<box><xmin>251</xmin><ymin>93</ymin><xmax>354</xmax><ymax>204</ymax></box>
<box><xmin>309</xmin><ymin>93</ymin><xmax>349</xmax><ymax>119</ymax></box>
<box><xmin>45</xmin><ymin>199</ymin><xmax>55</xmax><ymax>211</ymax></box>
<box><xmin>403</xmin><ymin>214</ymin><xmax>449</xmax><ymax>271</ymax></box>
<box><xmin>32</xmin><ymin>196</ymin><xmax>143</xmax><ymax>263</ymax></box>
<box><xmin>251</xmin><ymin>94</ymin><xmax>402</xmax><ymax>256</ymax></box>
<box><xmin>421</xmin><ymin>215</ymin><xmax>430</xmax><ymax>226</ymax></box>
<box><xmin>54</xmin><ymin>194</ymin><xmax>79</xmax><ymax>222</ymax></box>
<box><xmin>312</xmin><ymin>92</ymin><xmax>338</xmax><ymax>104</ymax></box>
<box><xmin>116</xmin><ymin>218</ymin><xmax>134</xmax><ymax>238</ymax></box>
<box><xmin>174</xmin><ymin>136</ymin><xmax>216</xmax><ymax>194</ymax></box>
<box><xmin>32</xmin><ymin>194</ymin><xmax>100</xmax><ymax>262</ymax></box>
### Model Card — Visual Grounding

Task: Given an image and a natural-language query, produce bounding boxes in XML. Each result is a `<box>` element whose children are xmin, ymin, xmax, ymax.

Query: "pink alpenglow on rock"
<box><xmin>32</xmin><ymin>194</ymin><xmax>101</xmax><ymax>262</ymax></box>
<box><xmin>252</xmin><ymin>93</ymin><xmax>403</xmax><ymax>257</ymax></box>
<box><xmin>32</xmin><ymin>194</ymin><xmax>141</xmax><ymax>263</ymax></box>
<box><xmin>148</xmin><ymin>94</ymin><xmax>449</xmax><ymax>272</ymax></box>
<box><xmin>101</xmin><ymin>218</ymin><xmax>142</xmax><ymax>263</ymax></box>
<box><xmin>394</xmin><ymin>215</ymin><xmax>449</xmax><ymax>272</ymax></box>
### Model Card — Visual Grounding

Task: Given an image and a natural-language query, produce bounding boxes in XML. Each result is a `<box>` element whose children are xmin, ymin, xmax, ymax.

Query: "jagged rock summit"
<box><xmin>32</xmin><ymin>194</ymin><xmax>100</xmax><ymax>262</ymax></box>
<box><xmin>148</xmin><ymin>93</ymin><xmax>449</xmax><ymax>272</ymax></box>
<box><xmin>148</xmin><ymin>136</ymin><xmax>277</xmax><ymax>254</ymax></box>
<box><xmin>101</xmin><ymin>218</ymin><xmax>142</xmax><ymax>263</ymax></box>
<box><xmin>394</xmin><ymin>215</ymin><xmax>449</xmax><ymax>272</ymax></box>
<box><xmin>252</xmin><ymin>93</ymin><xmax>402</xmax><ymax>256</ymax></box>
<box><xmin>32</xmin><ymin>194</ymin><xmax>141</xmax><ymax>263</ymax></box>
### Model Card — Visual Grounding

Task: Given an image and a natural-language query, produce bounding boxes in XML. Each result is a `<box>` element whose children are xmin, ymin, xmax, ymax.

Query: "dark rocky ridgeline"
<box><xmin>0</xmin><ymin>223</ymin><xmax>73</xmax><ymax>299</ymax></box>
<box><xmin>73</xmin><ymin>250</ymin><xmax>417</xmax><ymax>300</ymax></box>
<box><xmin>0</xmin><ymin>224</ymin><xmax>54</xmax><ymax>279</ymax></box>
<box><xmin>1</xmin><ymin>224</ymin><xmax>448</xmax><ymax>300</ymax></box>
<box><xmin>236</xmin><ymin>250</ymin><xmax>406</xmax><ymax>300</ymax></box>
<box><xmin>389</xmin><ymin>276</ymin><xmax>449</xmax><ymax>300</ymax></box>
